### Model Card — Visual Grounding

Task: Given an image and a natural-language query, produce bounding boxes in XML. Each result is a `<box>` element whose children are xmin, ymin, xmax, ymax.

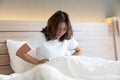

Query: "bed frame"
<box><xmin>0</xmin><ymin>20</ymin><xmax>118</xmax><ymax>74</ymax></box>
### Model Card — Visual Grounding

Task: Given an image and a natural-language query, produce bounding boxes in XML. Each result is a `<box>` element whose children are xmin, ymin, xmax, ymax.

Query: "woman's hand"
<box><xmin>39</xmin><ymin>59</ymin><xmax>49</xmax><ymax>64</ymax></box>
<box><xmin>72</xmin><ymin>45</ymin><xmax>81</xmax><ymax>56</ymax></box>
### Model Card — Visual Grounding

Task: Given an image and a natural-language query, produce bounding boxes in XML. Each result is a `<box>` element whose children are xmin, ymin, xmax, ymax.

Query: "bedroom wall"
<box><xmin>0</xmin><ymin>0</ymin><xmax>119</xmax><ymax>22</ymax></box>
<box><xmin>115</xmin><ymin>0</ymin><xmax>120</xmax><ymax>17</ymax></box>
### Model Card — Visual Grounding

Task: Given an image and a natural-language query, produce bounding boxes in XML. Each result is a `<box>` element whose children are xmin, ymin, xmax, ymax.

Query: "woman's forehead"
<box><xmin>58</xmin><ymin>22</ymin><xmax>67</xmax><ymax>28</ymax></box>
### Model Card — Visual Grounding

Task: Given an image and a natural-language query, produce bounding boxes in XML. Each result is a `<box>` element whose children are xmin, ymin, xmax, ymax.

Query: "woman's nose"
<box><xmin>59</xmin><ymin>30</ymin><xmax>64</xmax><ymax>34</ymax></box>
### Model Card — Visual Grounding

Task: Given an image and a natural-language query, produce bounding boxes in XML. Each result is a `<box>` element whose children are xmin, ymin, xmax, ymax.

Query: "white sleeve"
<box><xmin>68</xmin><ymin>37</ymin><xmax>78</xmax><ymax>50</ymax></box>
<box><xmin>27</xmin><ymin>33</ymin><xmax>42</xmax><ymax>50</ymax></box>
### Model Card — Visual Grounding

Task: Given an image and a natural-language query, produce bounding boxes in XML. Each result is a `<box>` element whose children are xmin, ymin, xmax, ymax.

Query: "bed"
<box><xmin>0</xmin><ymin>20</ymin><xmax>120</xmax><ymax>80</ymax></box>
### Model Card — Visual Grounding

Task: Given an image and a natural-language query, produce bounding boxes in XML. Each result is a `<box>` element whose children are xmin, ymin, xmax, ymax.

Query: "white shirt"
<box><xmin>27</xmin><ymin>32</ymin><xmax>78</xmax><ymax>60</ymax></box>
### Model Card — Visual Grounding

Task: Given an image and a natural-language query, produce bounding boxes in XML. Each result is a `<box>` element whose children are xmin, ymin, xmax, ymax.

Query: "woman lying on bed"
<box><xmin>16</xmin><ymin>10</ymin><xmax>81</xmax><ymax>65</ymax></box>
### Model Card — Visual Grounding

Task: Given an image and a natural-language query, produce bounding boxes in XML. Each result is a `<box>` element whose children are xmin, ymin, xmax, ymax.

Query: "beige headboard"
<box><xmin>0</xmin><ymin>21</ymin><xmax>116</xmax><ymax>74</ymax></box>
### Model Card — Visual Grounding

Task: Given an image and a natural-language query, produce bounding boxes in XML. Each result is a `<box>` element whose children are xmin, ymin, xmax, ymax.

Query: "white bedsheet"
<box><xmin>0</xmin><ymin>56</ymin><xmax>120</xmax><ymax>80</ymax></box>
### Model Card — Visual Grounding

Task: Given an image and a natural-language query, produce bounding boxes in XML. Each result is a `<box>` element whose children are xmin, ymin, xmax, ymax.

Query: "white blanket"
<box><xmin>0</xmin><ymin>56</ymin><xmax>120</xmax><ymax>80</ymax></box>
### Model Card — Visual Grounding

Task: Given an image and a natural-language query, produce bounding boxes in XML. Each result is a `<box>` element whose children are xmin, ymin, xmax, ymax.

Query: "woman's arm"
<box><xmin>16</xmin><ymin>43</ymin><xmax>49</xmax><ymax>65</ymax></box>
<box><xmin>72</xmin><ymin>45</ymin><xmax>81</xmax><ymax>56</ymax></box>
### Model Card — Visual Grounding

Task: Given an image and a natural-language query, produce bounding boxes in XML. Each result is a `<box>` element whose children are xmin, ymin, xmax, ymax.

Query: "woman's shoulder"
<box><xmin>63</xmin><ymin>37</ymin><xmax>73</xmax><ymax>43</ymax></box>
<box><xmin>66</xmin><ymin>37</ymin><xmax>75</xmax><ymax>41</ymax></box>
<box><xmin>64</xmin><ymin>37</ymin><xmax>77</xmax><ymax>44</ymax></box>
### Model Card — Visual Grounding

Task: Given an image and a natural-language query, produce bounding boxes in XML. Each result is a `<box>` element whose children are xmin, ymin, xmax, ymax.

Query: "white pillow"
<box><xmin>6</xmin><ymin>39</ymin><xmax>36</xmax><ymax>73</ymax></box>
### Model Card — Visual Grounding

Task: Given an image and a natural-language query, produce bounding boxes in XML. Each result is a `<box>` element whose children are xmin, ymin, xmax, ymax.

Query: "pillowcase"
<box><xmin>6</xmin><ymin>39</ymin><xmax>36</xmax><ymax>73</ymax></box>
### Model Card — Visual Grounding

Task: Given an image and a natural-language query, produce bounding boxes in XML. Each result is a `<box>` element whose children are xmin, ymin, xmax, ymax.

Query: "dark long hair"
<box><xmin>41</xmin><ymin>10</ymin><xmax>73</xmax><ymax>42</ymax></box>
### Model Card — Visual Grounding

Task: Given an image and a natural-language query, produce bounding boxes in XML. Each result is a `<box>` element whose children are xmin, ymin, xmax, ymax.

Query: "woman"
<box><xmin>16</xmin><ymin>10</ymin><xmax>81</xmax><ymax>65</ymax></box>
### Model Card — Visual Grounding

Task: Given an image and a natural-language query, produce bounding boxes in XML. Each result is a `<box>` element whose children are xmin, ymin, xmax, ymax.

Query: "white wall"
<box><xmin>0</xmin><ymin>0</ymin><xmax>119</xmax><ymax>22</ymax></box>
<box><xmin>115</xmin><ymin>0</ymin><xmax>120</xmax><ymax>17</ymax></box>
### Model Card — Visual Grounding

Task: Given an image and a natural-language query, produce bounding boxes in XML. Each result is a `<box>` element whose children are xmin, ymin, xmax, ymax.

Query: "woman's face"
<box><xmin>56</xmin><ymin>22</ymin><xmax>67</xmax><ymax>39</ymax></box>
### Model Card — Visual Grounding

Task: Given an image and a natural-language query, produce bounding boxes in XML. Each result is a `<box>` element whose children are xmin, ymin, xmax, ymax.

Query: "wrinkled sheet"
<box><xmin>0</xmin><ymin>56</ymin><xmax>120</xmax><ymax>80</ymax></box>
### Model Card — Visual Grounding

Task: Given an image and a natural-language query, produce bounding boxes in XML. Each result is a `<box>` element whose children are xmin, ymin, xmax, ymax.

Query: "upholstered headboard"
<box><xmin>0</xmin><ymin>21</ymin><xmax>116</xmax><ymax>74</ymax></box>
